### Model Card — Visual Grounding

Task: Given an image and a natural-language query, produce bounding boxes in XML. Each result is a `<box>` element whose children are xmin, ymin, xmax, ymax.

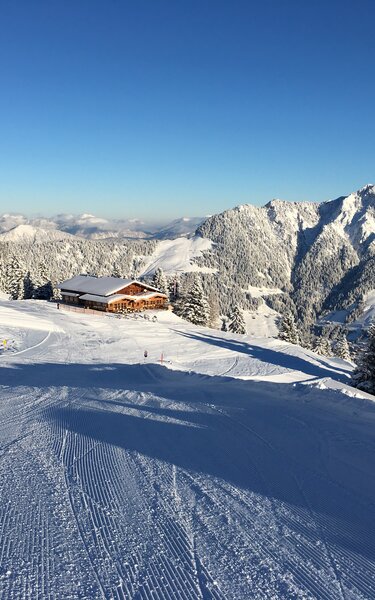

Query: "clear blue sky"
<box><xmin>0</xmin><ymin>0</ymin><xmax>374</xmax><ymax>219</ymax></box>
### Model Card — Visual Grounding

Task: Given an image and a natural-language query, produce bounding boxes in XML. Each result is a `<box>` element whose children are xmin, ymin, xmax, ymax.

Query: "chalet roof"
<box><xmin>79</xmin><ymin>291</ymin><xmax>167</xmax><ymax>304</ymax></box>
<box><xmin>79</xmin><ymin>293</ymin><xmax>129</xmax><ymax>304</ymax></box>
<box><xmin>58</xmin><ymin>275</ymin><xmax>161</xmax><ymax>297</ymax></box>
<box><xmin>61</xmin><ymin>291</ymin><xmax>80</xmax><ymax>297</ymax></box>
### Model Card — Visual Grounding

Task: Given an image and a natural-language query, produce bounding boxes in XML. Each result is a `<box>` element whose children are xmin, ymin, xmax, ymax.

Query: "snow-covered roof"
<box><xmin>61</xmin><ymin>291</ymin><xmax>80</xmax><ymax>297</ymax></box>
<box><xmin>79</xmin><ymin>293</ymin><xmax>129</xmax><ymax>304</ymax></box>
<box><xmin>79</xmin><ymin>291</ymin><xmax>167</xmax><ymax>304</ymax></box>
<box><xmin>130</xmin><ymin>291</ymin><xmax>168</xmax><ymax>299</ymax></box>
<box><xmin>58</xmin><ymin>275</ymin><xmax>160</xmax><ymax>296</ymax></box>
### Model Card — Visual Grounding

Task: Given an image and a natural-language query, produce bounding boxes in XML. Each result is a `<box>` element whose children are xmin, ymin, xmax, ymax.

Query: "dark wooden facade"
<box><xmin>60</xmin><ymin>279</ymin><xmax>168</xmax><ymax>312</ymax></box>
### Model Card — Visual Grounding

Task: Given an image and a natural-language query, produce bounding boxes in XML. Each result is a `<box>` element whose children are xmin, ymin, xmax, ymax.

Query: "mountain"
<box><xmin>0</xmin><ymin>224</ymin><xmax>75</xmax><ymax>243</ymax></box>
<box><xmin>0</xmin><ymin>213</ymin><xmax>28</xmax><ymax>233</ymax></box>
<box><xmin>152</xmin><ymin>217</ymin><xmax>205</xmax><ymax>240</ymax></box>
<box><xmin>0</xmin><ymin>185</ymin><xmax>373</xmax><ymax>334</ymax></box>
<box><xmin>196</xmin><ymin>184</ymin><xmax>375</xmax><ymax>329</ymax></box>
<box><xmin>0</xmin><ymin>213</ymin><xmax>204</xmax><ymax>240</ymax></box>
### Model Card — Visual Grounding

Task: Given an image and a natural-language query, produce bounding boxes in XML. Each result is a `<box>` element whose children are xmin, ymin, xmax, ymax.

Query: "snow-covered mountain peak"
<box><xmin>357</xmin><ymin>183</ymin><xmax>375</xmax><ymax>196</ymax></box>
<box><xmin>0</xmin><ymin>224</ymin><xmax>74</xmax><ymax>243</ymax></box>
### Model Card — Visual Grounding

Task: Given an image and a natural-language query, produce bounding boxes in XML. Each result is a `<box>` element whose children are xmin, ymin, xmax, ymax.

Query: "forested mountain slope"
<box><xmin>0</xmin><ymin>185</ymin><xmax>374</xmax><ymax>333</ymax></box>
<box><xmin>197</xmin><ymin>184</ymin><xmax>375</xmax><ymax>327</ymax></box>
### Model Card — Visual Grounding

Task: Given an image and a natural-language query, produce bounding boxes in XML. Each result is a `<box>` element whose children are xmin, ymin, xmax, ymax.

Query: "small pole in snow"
<box><xmin>160</xmin><ymin>352</ymin><xmax>164</xmax><ymax>364</ymax></box>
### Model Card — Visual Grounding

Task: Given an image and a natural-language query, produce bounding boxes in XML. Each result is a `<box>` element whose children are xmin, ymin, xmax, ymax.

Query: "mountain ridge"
<box><xmin>196</xmin><ymin>184</ymin><xmax>375</xmax><ymax>329</ymax></box>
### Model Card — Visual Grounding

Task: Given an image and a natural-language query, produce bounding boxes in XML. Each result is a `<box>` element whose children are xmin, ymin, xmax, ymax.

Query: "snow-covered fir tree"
<box><xmin>351</xmin><ymin>320</ymin><xmax>375</xmax><ymax>394</ymax></box>
<box><xmin>111</xmin><ymin>267</ymin><xmax>122</xmax><ymax>278</ymax></box>
<box><xmin>228</xmin><ymin>304</ymin><xmax>246</xmax><ymax>335</ymax></box>
<box><xmin>33</xmin><ymin>262</ymin><xmax>53</xmax><ymax>300</ymax></box>
<box><xmin>4</xmin><ymin>256</ymin><xmax>24</xmax><ymax>299</ymax></box>
<box><xmin>52</xmin><ymin>281</ymin><xmax>62</xmax><ymax>300</ymax></box>
<box><xmin>180</xmin><ymin>275</ymin><xmax>210</xmax><ymax>326</ymax></box>
<box><xmin>23</xmin><ymin>271</ymin><xmax>34</xmax><ymax>300</ymax></box>
<box><xmin>208</xmin><ymin>290</ymin><xmax>220</xmax><ymax>329</ymax></box>
<box><xmin>335</xmin><ymin>334</ymin><xmax>351</xmax><ymax>361</ymax></box>
<box><xmin>168</xmin><ymin>274</ymin><xmax>180</xmax><ymax>302</ymax></box>
<box><xmin>313</xmin><ymin>335</ymin><xmax>332</xmax><ymax>357</ymax></box>
<box><xmin>152</xmin><ymin>267</ymin><xmax>169</xmax><ymax>295</ymax></box>
<box><xmin>278</xmin><ymin>312</ymin><xmax>300</xmax><ymax>345</ymax></box>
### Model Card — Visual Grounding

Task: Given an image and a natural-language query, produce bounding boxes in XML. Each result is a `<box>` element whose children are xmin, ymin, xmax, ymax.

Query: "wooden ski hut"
<box><xmin>58</xmin><ymin>275</ymin><xmax>168</xmax><ymax>312</ymax></box>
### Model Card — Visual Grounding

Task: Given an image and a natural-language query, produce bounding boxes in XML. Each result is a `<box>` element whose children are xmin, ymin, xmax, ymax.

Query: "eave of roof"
<box><xmin>58</xmin><ymin>275</ymin><xmax>163</xmax><ymax>296</ymax></box>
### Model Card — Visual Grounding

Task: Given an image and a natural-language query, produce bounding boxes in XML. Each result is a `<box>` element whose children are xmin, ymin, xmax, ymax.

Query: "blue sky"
<box><xmin>0</xmin><ymin>0</ymin><xmax>374</xmax><ymax>219</ymax></box>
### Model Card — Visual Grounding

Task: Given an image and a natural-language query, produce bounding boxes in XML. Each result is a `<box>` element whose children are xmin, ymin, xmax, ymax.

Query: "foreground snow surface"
<box><xmin>1</xmin><ymin>301</ymin><xmax>375</xmax><ymax>599</ymax></box>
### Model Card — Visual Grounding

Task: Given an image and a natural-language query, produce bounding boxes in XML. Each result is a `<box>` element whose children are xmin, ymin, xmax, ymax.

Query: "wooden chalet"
<box><xmin>57</xmin><ymin>275</ymin><xmax>168</xmax><ymax>312</ymax></box>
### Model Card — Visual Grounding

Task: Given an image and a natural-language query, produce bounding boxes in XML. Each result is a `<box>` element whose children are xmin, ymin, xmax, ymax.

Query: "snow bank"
<box><xmin>0</xmin><ymin>301</ymin><xmax>63</xmax><ymax>332</ymax></box>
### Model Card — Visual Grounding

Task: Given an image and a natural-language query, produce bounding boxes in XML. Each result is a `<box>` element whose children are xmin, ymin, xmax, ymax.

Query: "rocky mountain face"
<box><xmin>196</xmin><ymin>185</ymin><xmax>375</xmax><ymax>327</ymax></box>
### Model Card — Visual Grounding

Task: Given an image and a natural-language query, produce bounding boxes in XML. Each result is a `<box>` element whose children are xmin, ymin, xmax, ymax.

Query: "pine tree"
<box><xmin>208</xmin><ymin>290</ymin><xmax>220</xmax><ymax>329</ymax></box>
<box><xmin>152</xmin><ymin>268</ymin><xmax>169</xmax><ymax>295</ymax></box>
<box><xmin>335</xmin><ymin>334</ymin><xmax>351</xmax><ymax>361</ymax></box>
<box><xmin>352</xmin><ymin>321</ymin><xmax>375</xmax><ymax>394</ymax></box>
<box><xmin>4</xmin><ymin>256</ymin><xmax>24</xmax><ymax>300</ymax></box>
<box><xmin>313</xmin><ymin>335</ymin><xmax>332</xmax><ymax>356</ymax></box>
<box><xmin>111</xmin><ymin>267</ymin><xmax>122</xmax><ymax>278</ymax></box>
<box><xmin>180</xmin><ymin>275</ymin><xmax>210</xmax><ymax>326</ymax></box>
<box><xmin>52</xmin><ymin>281</ymin><xmax>62</xmax><ymax>300</ymax></box>
<box><xmin>23</xmin><ymin>271</ymin><xmax>34</xmax><ymax>300</ymax></box>
<box><xmin>33</xmin><ymin>262</ymin><xmax>53</xmax><ymax>300</ymax></box>
<box><xmin>169</xmin><ymin>274</ymin><xmax>180</xmax><ymax>302</ymax></box>
<box><xmin>221</xmin><ymin>317</ymin><xmax>228</xmax><ymax>332</ymax></box>
<box><xmin>228</xmin><ymin>304</ymin><xmax>246</xmax><ymax>334</ymax></box>
<box><xmin>17</xmin><ymin>276</ymin><xmax>25</xmax><ymax>301</ymax></box>
<box><xmin>278</xmin><ymin>312</ymin><xmax>300</xmax><ymax>345</ymax></box>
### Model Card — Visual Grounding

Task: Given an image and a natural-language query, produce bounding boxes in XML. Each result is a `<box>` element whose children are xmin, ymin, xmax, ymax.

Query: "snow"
<box><xmin>58</xmin><ymin>275</ymin><xmax>134</xmax><ymax>296</ymax></box>
<box><xmin>140</xmin><ymin>235</ymin><xmax>215</xmax><ymax>275</ymax></box>
<box><xmin>354</xmin><ymin>289</ymin><xmax>375</xmax><ymax>328</ymax></box>
<box><xmin>79</xmin><ymin>293</ymin><xmax>130</xmax><ymax>304</ymax></box>
<box><xmin>0</xmin><ymin>301</ymin><xmax>63</xmax><ymax>333</ymax></box>
<box><xmin>153</xmin><ymin>217</ymin><xmax>205</xmax><ymax>240</ymax></box>
<box><xmin>59</xmin><ymin>275</ymin><xmax>163</xmax><ymax>297</ymax></box>
<box><xmin>0</xmin><ymin>224</ymin><xmax>74</xmax><ymax>242</ymax></box>
<box><xmin>0</xmin><ymin>212</ymin><xmax>204</xmax><ymax>240</ymax></box>
<box><xmin>1</xmin><ymin>300</ymin><xmax>375</xmax><ymax>599</ymax></box>
<box><xmin>322</xmin><ymin>289</ymin><xmax>375</xmax><ymax>331</ymax></box>
<box><xmin>79</xmin><ymin>291</ymin><xmax>167</xmax><ymax>303</ymax></box>
<box><xmin>247</xmin><ymin>285</ymin><xmax>283</xmax><ymax>298</ymax></box>
<box><xmin>243</xmin><ymin>303</ymin><xmax>280</xmax><ymax>337</ymax></box>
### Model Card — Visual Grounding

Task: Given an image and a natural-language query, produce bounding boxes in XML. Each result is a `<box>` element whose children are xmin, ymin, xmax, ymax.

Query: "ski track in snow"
<box><xmin>1</xmin><ymin>301</ymin><xmax>375</xmax><ymax>599</ymax></box>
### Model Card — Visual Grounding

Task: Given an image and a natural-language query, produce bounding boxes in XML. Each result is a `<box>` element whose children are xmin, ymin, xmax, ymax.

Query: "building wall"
<box><xmin>60</xmin><ymin>283</ymin><xmax>167</xmax><ymax>312</ymax></box>
<box><xmin>116</xmin><ymin>283</ymin><xmax>150</xmax><ymax>295</ymax></box>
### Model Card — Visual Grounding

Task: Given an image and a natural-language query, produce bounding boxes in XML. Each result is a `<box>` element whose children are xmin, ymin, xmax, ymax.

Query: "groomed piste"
<box><xmin>0</xmin><ymin>299</ymin><xmax>375</xmax><ymax>599</ymax></box>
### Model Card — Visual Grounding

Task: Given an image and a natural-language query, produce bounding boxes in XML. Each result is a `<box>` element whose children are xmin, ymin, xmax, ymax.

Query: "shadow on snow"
<box><xmin>1</xmin><ymin>359</ymin><xmax>375</xmax><ymax>563</ymax></box>
<box><xmin>172</xmin><ymin>329</ymin><xmax>352</xmax><ymax>381</ymax></box>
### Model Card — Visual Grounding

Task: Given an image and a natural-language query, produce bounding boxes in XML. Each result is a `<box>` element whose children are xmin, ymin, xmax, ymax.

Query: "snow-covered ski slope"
<box><xmin>1</xmin><ymin>300</ymin><xmax>375</xmax><ymax>600</ymax></box>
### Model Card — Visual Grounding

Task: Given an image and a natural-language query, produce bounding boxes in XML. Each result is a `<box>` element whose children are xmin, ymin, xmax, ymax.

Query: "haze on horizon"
<box><xmin>0</xmin><ymin>0</ymin><xmax>374</xmax><ymax>220</ymax></box>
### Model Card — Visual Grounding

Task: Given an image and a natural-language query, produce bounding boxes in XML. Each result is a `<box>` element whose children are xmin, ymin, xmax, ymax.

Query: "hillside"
<box><xmin>0</xmin><ymin>224</ymin><xmax>75</xmax><ymax>243</ymax></box>
<box><xmin>1</xmin><ymin>299</ymin><xmax>375</xmax><ymax>599</ymax></box>
<box><xmin>0</xmin><ymin>185</ymin><xmax>374</xmax><ymax>333</ymax></box>
<box><xmin>197</xmin><ymin>184</ymin><xmax>375</xmax><ymax>327</ymax></box>
<box><xmin>0</xmin><ymin>213</ymin><xmax>204</xmax><ymax>240</ymax></box>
